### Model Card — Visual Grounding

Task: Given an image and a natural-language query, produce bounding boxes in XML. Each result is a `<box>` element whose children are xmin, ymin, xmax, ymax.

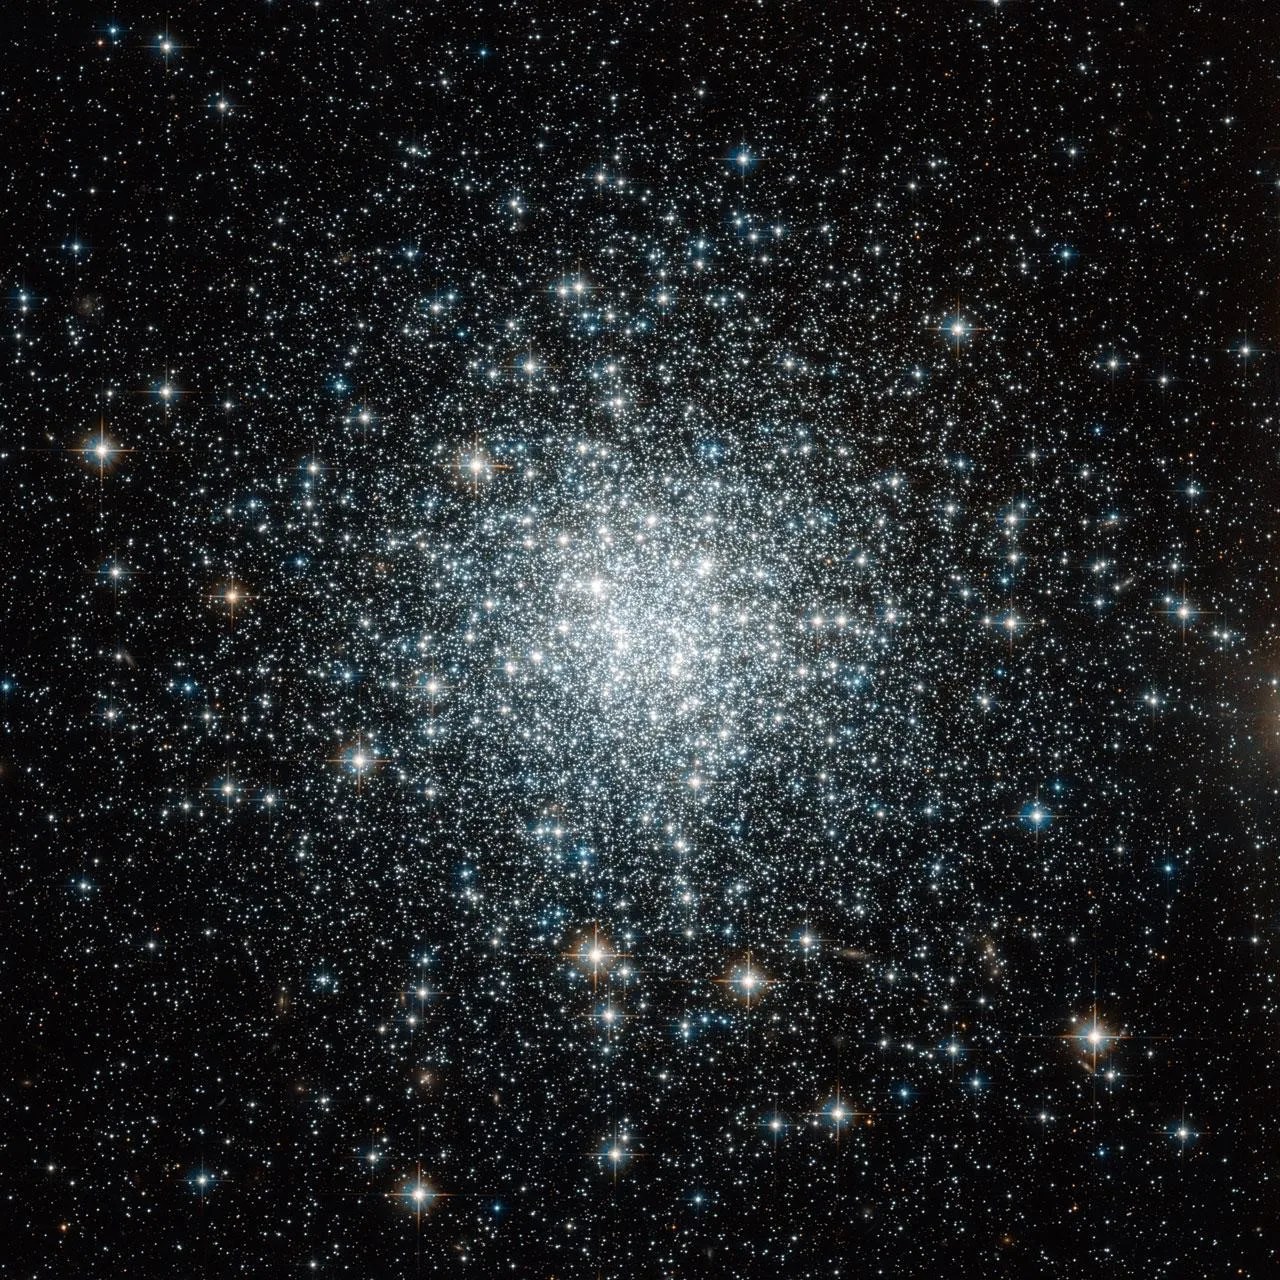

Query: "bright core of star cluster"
<box><xmin>5</xmin><ymin>3</ymin><xmax>1279</xmax><ymax>1276</ymax></box>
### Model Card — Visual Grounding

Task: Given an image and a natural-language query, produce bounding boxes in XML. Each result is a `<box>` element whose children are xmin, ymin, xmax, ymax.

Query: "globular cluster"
<box><xmin>5</xmin><ymin>3</ymin><xmax>1279</xmax><ymax>1276</ymax></box>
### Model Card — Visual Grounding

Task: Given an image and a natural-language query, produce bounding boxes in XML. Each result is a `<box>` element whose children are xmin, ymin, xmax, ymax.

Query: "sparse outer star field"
<box><xmin>4</xmin><ymin>3</ymin><xmax>1279</xmax><ymax>1276</ymax></box>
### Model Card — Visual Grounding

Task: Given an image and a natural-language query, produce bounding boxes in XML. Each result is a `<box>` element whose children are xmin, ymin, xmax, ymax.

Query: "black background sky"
<box><xmin>5</xmin><ymin>3</ymin><xmax>1279</xmax><ymax>1276</ymax></box>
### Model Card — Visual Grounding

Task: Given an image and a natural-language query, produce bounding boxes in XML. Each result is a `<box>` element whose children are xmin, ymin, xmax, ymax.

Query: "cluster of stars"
<box><xmin>6</xmin><ymin>4</ymin><xmax>1274</xmax><ymax>1277</ymax></box>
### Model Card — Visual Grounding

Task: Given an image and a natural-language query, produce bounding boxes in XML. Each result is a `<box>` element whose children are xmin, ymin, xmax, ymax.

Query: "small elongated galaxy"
<box><xmin>5</xmin><ymin>3</ymin><xmax>1278</xmax><ymax>1276</ymax></box>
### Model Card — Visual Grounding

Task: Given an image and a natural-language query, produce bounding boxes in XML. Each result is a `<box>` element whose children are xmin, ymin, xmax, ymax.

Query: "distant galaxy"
<box><xmin>5</xmin><ymin>3</ymin><xmax>1278</xmax><ymax>1276</ymax></box>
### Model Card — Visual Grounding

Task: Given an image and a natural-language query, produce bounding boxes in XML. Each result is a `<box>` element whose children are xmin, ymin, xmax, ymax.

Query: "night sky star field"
<box><xmin>5</xmin><ymin>3</ymin><xmax>1280</xmax><ymax>1276</ymax></box>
